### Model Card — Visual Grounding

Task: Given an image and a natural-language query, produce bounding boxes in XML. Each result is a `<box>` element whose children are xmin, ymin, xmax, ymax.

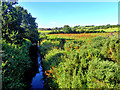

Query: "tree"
<box><xmin>2</xmin><ymin>2</ymin><xmax>23</xmax><ymax>44</ymax></box>
<box><xmin>25</xmin><ymin>29</ymin><xmax>39</xmax><ymax>43</ymax></box>
<box><xmin>63</xmin><ymin>25</ymin><xmax>72</xmax><ymax>33</ymax></box>
<box><xmin>2</xmin><ymin>1</ymin><xmax>39</xmax><ymax>44</ymax></box>
<box><xmin>72</xmin><ymin>27</ymin><xmax>76</xmax><ymax>33</ymax></box>
<box><xmin>15</xmin><ymin>6</ymin><xmax>39</xmax><ymax>43</ymax></box>
<box><xmin>57</xmin><ymin>28</ymin><xmax>61</xmax><ymax>33</ymax></box>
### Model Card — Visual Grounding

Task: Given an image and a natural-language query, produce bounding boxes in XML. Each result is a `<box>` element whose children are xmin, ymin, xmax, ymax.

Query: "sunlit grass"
<box><xmin>76</xmin><ymin>27</ymin><xmax>118</xmax><ymax>32</ymax></box>
<box><xmin>38</xmin><ymin>30</ymin><xmax>52</xmax><ymax>34</ymax></box>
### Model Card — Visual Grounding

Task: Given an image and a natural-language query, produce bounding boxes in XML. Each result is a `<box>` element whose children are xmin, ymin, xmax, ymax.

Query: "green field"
<box><xmin>38</xmin><ymin>30</ymin><xmax>52</xmax><ymax>34</ymax></box>
<box><xmin>95</xmin><ymin>27</ymin><xmax>118</xmax><ymax>32</ymax></box>
<box><xmin>76</xmin><ymin>27</ymin><xmax>118</xmax><ymax>32</ymax></box>
<box><xmin>38</xmin><ymin>27</ymin><xmax>119</xmax><ymax>34</ymax></box>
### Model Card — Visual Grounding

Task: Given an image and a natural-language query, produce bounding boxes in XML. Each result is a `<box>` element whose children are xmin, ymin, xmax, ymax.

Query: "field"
<box><xmin>38</xmin><ymin>30</ymin><xmax>52</xmax><ymax>34</ymax></box>
<box><xmin>48</xmin><ymin>33</ymin><xmax>111</xmax><ymax>39</ymax></box>
<box><xmin>39</xmin><ymin>32</ymin><xmax>120</xmax><ymax>89</ymax></box>
<box><xmin>38</xmin><ymin>27</ymin><xmax>119</xmax><ymax>34</ymax></box>
<box><xmin>46</xmin><ymin>33</ymin><xmax>118</xmax><ymax>42</ymax></box>
<box><xmin>76</xmin><ymin>27</ymin><xmax>118</xmax><ymax>33</ymax></box>
<box><xmin>95</xmin><ymin>28</ymin><xmax>118</xmax><ymax>32</ymax></box>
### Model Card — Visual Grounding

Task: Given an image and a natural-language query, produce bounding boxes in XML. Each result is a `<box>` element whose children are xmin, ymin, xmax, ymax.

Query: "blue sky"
<box><xmin>17</xmin><ymin>2</ymin><xmax>118</xmax><ymax>28</ymax></box>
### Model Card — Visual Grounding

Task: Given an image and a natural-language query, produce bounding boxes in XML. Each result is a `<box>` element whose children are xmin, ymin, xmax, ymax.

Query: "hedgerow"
<box><xmin>2</xmin><ymin>40</ymin><xmax>32</xmax><ymax>89</ymax></box>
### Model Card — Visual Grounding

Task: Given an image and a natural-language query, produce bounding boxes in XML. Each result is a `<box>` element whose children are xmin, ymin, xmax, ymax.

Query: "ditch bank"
<box><xmin>23</xmin><ymin>44</ymin><xmax>38</xmax><ymax>89</ymax></box>
<box><xmin>23</xmin><ymin>44</ymin><xmax>45</xmax><ymax>89</ymax></box>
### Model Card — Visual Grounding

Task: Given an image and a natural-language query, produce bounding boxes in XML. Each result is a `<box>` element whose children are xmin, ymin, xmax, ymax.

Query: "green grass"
<box><xmin>38</xmin><ymin>30</ymin><xmax>52</xmax><ymax>34</ymax></box>
<box><xmin>38</xmin><ymin>27</ymin><xmax>118</xmax><ymax>34</ymax></box>
<box><xmin>76</xmin><ymin>27</ymin><xmax>118</xmax><ymax>32</ymax></box>
<box><xmin>100</xmin><ymin>27</ymin><xmax>118</xmax><ymax>32</ymax></box>
<box><xmin>94</xmin><ymin>28</ymin><xmax>118</xmax><ymax>32</ymax></box>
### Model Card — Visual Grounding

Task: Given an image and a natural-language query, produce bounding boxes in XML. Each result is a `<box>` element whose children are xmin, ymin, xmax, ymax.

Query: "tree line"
<box><xmin>49</xmin><ymin>25</ymin><xmax>108</xmax><ymax>34</ymax></box>
<box><xmin>1</xmin><ymin>1</ymin><xmax>39</xmax><ymax>45</ymax></box>
<box><xmin>46</xmin><ymin>24</ymin><xmax>119</xmax><ymax>34</ymax></box>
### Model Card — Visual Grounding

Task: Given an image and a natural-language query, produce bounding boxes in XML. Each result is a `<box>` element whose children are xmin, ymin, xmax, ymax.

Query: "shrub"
<box><xmin>2</xmin><ymin>40</ymin><xmax>32</xmax><ymax>89</ymax></box>
<box><xmin>41</xmin><ymin>35</ymin><xmax>120</xmax><ymax>89</ymax></box>
<box><xmin>87</xmin><ymin>58</ymin><xmax>120</xmax><ymax>88</ymax></box>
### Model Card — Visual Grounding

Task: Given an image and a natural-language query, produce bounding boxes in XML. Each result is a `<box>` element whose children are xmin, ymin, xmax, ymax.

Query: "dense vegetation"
<box><xmin>39</xmin><ymin>24</ymin><xmax>118</xmax><ymax>34</ymax></box>
<box><xmin>2</xmin><ymin>2</ymin><xmax>39</xmax><ymax>44</ymax></box>
<box><xmin>40</xmin><ymin>32</ymin><xmax>120</xmax><ymax>89</ymax></box>
<box><xmin>2</xmin><ymin>40</ymin><xmax>31</xmax><ymax>88</ymax></box>
<box><xmin>1</xmin><ymin>1</ymin><xmax>120</xmax><ymax>89</ymax></box>
<box><xmin>1</xmin><ymin>1</ymin><xmax>39</xmax><ymax>89</ymax></box>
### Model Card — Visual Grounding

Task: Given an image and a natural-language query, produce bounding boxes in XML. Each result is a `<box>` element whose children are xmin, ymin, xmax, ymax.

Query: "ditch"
<box><xmin>30</xmin><ymin>45</ymin><xmax>44</xmax><ymax>89</ymax></box>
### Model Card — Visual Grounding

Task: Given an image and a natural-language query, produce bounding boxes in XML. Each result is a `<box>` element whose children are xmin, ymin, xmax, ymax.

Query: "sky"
<box><xmin>17</xmin><ymin>2</ymin><xmax>118</xmax><ymax>28</ymax></box>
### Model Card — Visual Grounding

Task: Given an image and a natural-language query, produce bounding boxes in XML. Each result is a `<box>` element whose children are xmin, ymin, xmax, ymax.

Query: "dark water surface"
<box><xmin>31</xmin><ymin>46</ymin><xmax>44</xmax><ymax>89</ymax></box>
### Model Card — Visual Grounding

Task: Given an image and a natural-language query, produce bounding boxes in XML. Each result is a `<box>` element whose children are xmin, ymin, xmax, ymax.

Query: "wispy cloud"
<box><xmin>50</xmin><ymin>22</ymin><xmax>56</xmax><ymax>24</ymax></box>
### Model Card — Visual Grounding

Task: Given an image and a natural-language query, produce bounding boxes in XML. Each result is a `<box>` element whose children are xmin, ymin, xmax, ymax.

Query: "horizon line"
<box><xmin>38</xmin><ymin>24</ymin><xmax>118</xmax><ymax>28</ymax></box>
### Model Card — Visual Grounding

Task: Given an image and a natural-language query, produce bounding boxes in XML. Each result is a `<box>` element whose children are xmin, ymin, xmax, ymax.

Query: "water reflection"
<box><xmin>31</xmin><ymin>49</ymin><xmax>44</xmax><ymax>89</ymax></box>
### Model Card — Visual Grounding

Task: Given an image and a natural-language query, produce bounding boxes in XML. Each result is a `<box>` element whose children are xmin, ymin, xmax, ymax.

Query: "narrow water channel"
<box><xmin>30</xmin><ymin>45</ymin><xmax>44</xmax><ymax>89</ymax></box>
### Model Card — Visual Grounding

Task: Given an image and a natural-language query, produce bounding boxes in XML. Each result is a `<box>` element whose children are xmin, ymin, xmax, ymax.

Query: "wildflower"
<box><xmin>67</xmin><ymin>47</ymin><xmax>69</xmax><ymax>51</ymax></box>
<box><xmin>89</xmin><ymin>40</ymin><xmax>92</xmax><ymax>42</ymax></box>
<box><xmin>79</xmin><ymin>46</ymin><xmax>81</xmax><ymax>49</ymax></box>
<box><xmin>110</xmin><ymin>32</ymin><xmax>113</xmax><ymax>35</ymax></box>
<box><xmin>12</xmin><ymin>56</ymin><xmax>14</xmax><ymax>58</ymax></box>
<box><xmin>45</xmin><ymin>71</ymin><xmax>50</xmax><ymax>76</ymax></box>
<box><xmin>51</xmin><ymin>66</ymin><xmax>56</xmax><ymax>71</ymax></box>
<box><xmin>46</xmin><ymin>70</ymin><xmax>53</xmax><ymax>73</ymax></box>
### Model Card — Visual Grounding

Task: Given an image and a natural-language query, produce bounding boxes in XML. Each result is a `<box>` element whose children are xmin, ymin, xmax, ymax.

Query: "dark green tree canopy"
<box><xmin>1</xmin><ymin>2</ymin><xmax>39</xmax><ymax>44</ymax></box>
<box><xmin>63</xmin><ymin>25</ymin><xmax>72</xmax><ymax>33</ymax></box>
